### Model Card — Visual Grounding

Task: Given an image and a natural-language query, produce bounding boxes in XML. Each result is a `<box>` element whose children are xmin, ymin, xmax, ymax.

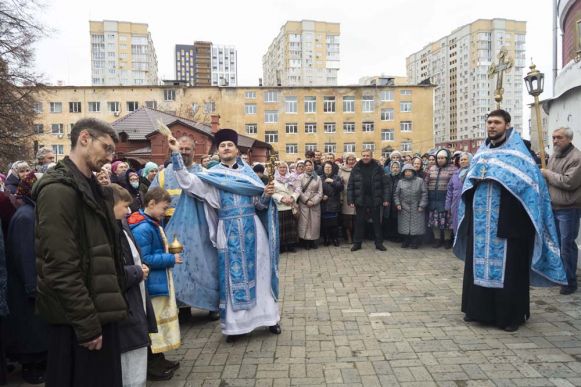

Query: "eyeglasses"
<box><xmin>90</xmin><ymin>134</ymin><xmax>115</xmax><ymax>155</ymax></box>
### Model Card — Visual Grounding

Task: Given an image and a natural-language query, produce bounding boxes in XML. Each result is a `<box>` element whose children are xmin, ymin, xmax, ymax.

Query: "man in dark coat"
<box><xmin>33</xmin><ymin>118</ymin><xmax>127</xmax><ymax>387</ymax></box>
<box><xmin>347</xmin><ymin>150</ymin><xmax>390</xmax><ymax>251</ymax></box>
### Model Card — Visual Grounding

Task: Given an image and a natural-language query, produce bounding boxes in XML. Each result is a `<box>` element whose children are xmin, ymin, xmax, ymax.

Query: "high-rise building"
<box><xmin>406</xmin><ymin>19</ymin><xmax>526</xmax><ymax>150</ymax></box>
<box><xmin>175</xmin><ymin>42</ymin><xmax>238</xmax><ymax>86</ymax></box>
<box><xmin>262</xmin><ymin>20</ymin><xmax>340</xmax><ymax>87</ymax></box>
<box><xmin>175</xmin><ymin>44</ymin><xmax>195</xmax><ymax>86</ymax></box>
<box><xmin>90</xmin><ymin>20</ymin><xmax>159</xmax><ymax>86</ymax></box>
<box><xmin>211</xmin><ymin>45</ymin><xmax>237</xmax><ymax>86</ymax></box>
<box><xmin>194</xmin><ymin>41</ymin><xmax>212</xmax><ymax>87</ymax></box>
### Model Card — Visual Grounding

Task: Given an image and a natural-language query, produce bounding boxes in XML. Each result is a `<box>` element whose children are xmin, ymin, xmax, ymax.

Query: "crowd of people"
<box><xmin>0</xmin><ymin>109</ymin><xmax>578</xmax><ymax>386</ymax></box>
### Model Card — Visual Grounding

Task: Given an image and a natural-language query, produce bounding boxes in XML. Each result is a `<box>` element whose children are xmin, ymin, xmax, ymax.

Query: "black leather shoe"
<box><xmin>401</xmin><ymin>240</ymin><xmax>410</xmax><ymax>249</ymax></box>
<box><xmin>333</xmin><ymin>239</ymin><xmax>340</xmax><ymax>247</ymax></box>
<box><xmin>376</xmin><ymin>245</ymin><xmax>387</xmax><ymax>251</ymax></box>
<box><xmin>161</xmin><ymin>357</ymin><xmax>180</xmax><ymax>371</ymax></box>
<box><xmin>225</xmin><ymin>334</ymin><xmax>246</xmax><ymax>343</ymax></box>
<box><xmin>147</xmin><ymin>367</ymin><xmax>174</xmax><ymax>381</ymax></box>
<box><xmin>287</xmin><ymin>246</ymin><xmax>297</xmax><ymax>253</ymax></box>
<box><xmin>504</xmin><ymin>324</ymin><xmax>519</xmax><ymax>332</ymax></box>
<box><xmin>269</xmin><ymin>324</ymin><xmax>282</xmax><ymax>334</ymax></box>
<box><xmin>560</xmin><ymin>286</ymin><xmax>577</xmax><ymax>295</ymax></box>
<box><xmin>22</xmin><ymin>364</ymin><xmax>45</xmax><ymax>385</ymax></box>
<box><xmin>209</xmin><ymin>310</ymin><xmax>220</xmax><ymax>321</ymax></box>
<box><xmin>351</xmin><ymin>244</ymin><xmax>361</xmax><ymax>252</ymax></box>
<box><xmin>463</xmin><ymin>315</ymin><xmax>474</xmax><ymax>322</ymax></box>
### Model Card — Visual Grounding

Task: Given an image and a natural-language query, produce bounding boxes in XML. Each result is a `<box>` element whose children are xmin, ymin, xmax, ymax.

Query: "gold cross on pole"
<box><xmin>488</xmin><ymin>47</ymin><xmax>514</xmax><ymax>109</ymax></box>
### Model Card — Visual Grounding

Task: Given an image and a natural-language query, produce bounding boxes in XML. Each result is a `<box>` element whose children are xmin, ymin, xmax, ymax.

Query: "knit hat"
<box><xmin>142</xmin><ymin>161</ymin><xmax>158</xmax><ymax>177</ymax></box>
<box><xmin>214</xmin><ymin>128</ymin><xmax>238</xmax><ymax>146</ymax></box>
<box><xmin>402</xmin><ymin>164</ymin><xmax>416</xmax><ymax>174</ymax></box>
<box><xmin>16</xmin><ymin>171</ymin><xmax>37</xmax><ymax>198</ymax></box>
<box><xmin>111</xmin><ymin>161</ymin><xmax>122</xmax><ymax>174</ymax></box>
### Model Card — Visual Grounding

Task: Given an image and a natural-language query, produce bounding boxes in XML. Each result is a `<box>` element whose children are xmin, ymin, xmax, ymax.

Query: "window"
<box><xmin>264</xmin><ymin>90</ymin><xmax>279</xmax><ymax>103</ymax></box>
<box><xmin>362</xmin><ymin>96</ymin><xmax>374</xmax><ymax>112</ymax></box>
<box><xmin>245</xmin><ymin>91</ymin><xmax>256</xmax><ymax>99</ymax></box>
<box><xmin>204</xmin><ymin>101</ymin><xmax>216</xmax><ymax>113</ymax></box>
<box><xmin>127</xmin><ymin>101</ymin><xmax>138</xmax><ymax>112</ymax></box>
<box><xmin>380</xmin><ymin>90</ymin><xmax>394</xmax><ymax>101</ymax></box>
<box><xmin>323</xmin><ymin>96</ymin><xmax>336</xmax><ymax>112</ymax></box>
<box><xmin>69</xmin><ymin>102</ymin><xmax>82</xmax><ymax>113</ymax></box>
<box><xmin>191</xmin><ymin>103</ymin><xmax>199</xmax><ymax>113</ymax></box>
<box><xmin>343</xmin><ymin>96</ymin><xmax>355</xmax><ymax>112</ymax></box>
<box><xmin>400</xmin><ymin>102</ymin><xmax>412</xmax><ymax>112</ymax></box>
<box><xmin>285</xmin><ymin>96</ymin><xmax>297</xmax><ymax>113</ymax></box>
<box><xmin>304</xmin><ymin>96</ymin><xmax>316</xmax><ymax>113</ymax></box>
<box><xmin>33</xmin><ymin>102</ymin><xmax>43</xmax><ymax>113</ymax></box>
<box><xmin>305</xmin><ymin>143</ymin><xmax>317</xmax><ymax>151</ymax></box>
<box><xmin>34</xmin><ymin>124</ymin><xmax>44</xmax><ymax>134</ymax></box>
<box><xmin>145</xmin><ymin>100</ymin><xmax>157</xmax><ymax>109</ymax></box>
<box><xmin>52</xmin><ymin>144</ymin><xmax>64</xmax><ymax>155</ymax></box>
<box><xmin>245</xmin><ymin>124</ymin><xmax>257</xmax><ymax>134</ymax></box>
<box><xmin>108</xmin><ymin>101</ymin><xmax>120</xmax><ymax>113</ymax></box>
<box><xmin>245</xmin><ymin>104</ymin><xmax>257</xmax><ymax>115</ymax></box>
<box><xmin>285</xmin><ymin>123</ymin><xmax>298</xmax><ymax>134</ymax></box>
<box><xmin>164</xmin><ymin>89</ymin><xmax>176</xmax><ymax>101</ymax></box>
<box><xmin>286</xmin><ymin>144</ymin><xmax>298</xmax><ymax>154</ymax></box>
<box><xmin>324</xmin><ymin>122</ymin><xmax>336</xmax><ymax>133</ymax></box>
<box><xmin>88</xmin><ymin>102</ymin><xmax>100</xmax><ymax>112</ymax></box>
<box><xmin>381</xmin><ymin>129</ymin><xmax>394</xmax><ymax>141</ymax></box>
<box><xmin>362</xmin><ymin>122</ymin><xmax>374</xmax><ymax>132</ymax></box>
<box><xmin>50</xmin><ymin>102</ymin><xmax>62</xmax><ymax>113</ymax></box>
<box><xmin>401</xmin><ymin>141</ymin><xmax>412</xmax><ymax>151</ymax></box>
<box><xmin>264</xmin><ymin>110</ymin><xmax>278</xmax><ymax>123</ymax></box>
<box><xmin>344</xmin><ymin>143</ymin><xmax>356</xmax><ymax>152</ymax></box>
<box><xmin>264</xmin><ymin>131</ymin><xmax>278</xmax><ymax>143</ymax></box>
<box><xmin>400</xmin><ymin>89</ymin><xmax>412</xmax><ymax>96</ymax></box>
<box><xmin>51</xmin><ymin>123</ymin><xmax>63</xmax><ymax>135</ymax></box>
<box><xmin>400</xmin><ymin>121</ymin><xmax>412</xmax><ymax>132</ymax></box>
<box><xmin>305</xmin><ymin>123</ymin><xmax>316</xmax><ymax>133</ymax></box>
<box><xmin>381</xmin><ymin>108</ymin><xmax>394</xmax><ymax>121</ymax></box>
<box><xmin>343</xmin><ymin>122</ymin><xmax>355</xmax><ymax>133</ymax></box>
<box><xmin>324</xmin><ymin>143</ymin><xmax>336</xmax><ymax>153</ymax></box>
<box><xmin>363</xmin><ymin>142</ymin><xmax>375</xmax><ymax>151</ymax></box>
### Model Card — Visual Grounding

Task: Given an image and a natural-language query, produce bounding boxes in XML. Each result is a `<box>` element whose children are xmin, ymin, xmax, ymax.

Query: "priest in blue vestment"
<box><xmin>454</xmin><ymin>109</ymin><xmax>567</xmax><ymax>332</ymax></box>
<box><xmin>167</xmin><ymin>128</ymin><xmax>281</xmax><ymax>342</ymax></box>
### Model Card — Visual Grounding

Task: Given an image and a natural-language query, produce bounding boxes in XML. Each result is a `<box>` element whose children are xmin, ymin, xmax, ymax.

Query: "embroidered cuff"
<box><xmin>172</xmin><ymin>152</ymin><xmax>185</xmax><ymax>171</ymax></box>
<box><xmin>259</xmin><ymin>194</ymin><xmax>271</xmax><ymax>207</ymax></box>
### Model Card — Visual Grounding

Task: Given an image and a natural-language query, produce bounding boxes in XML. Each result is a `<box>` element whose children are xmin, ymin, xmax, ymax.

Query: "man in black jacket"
<box><xmin>347</xmin><ymin>150</ymin><xmax>390</xmax><ymax>251</ymax></box>
<box><xmin>33</xmin><ymin>118</ymin><xmax>127</xmax><ymax>387</ymax></box>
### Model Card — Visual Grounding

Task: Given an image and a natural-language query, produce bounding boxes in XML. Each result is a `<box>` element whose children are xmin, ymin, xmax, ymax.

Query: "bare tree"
<box><xmin>0</xmin><ymin>0</ymin><xmax>46</xmax><ymax>168</ymax></box>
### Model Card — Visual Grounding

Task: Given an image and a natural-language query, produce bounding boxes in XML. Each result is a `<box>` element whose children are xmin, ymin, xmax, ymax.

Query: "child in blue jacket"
<box><xmin>128</xmin><ymin>187</ymin><xmax>182</xmax><ymax>378</ymax></box>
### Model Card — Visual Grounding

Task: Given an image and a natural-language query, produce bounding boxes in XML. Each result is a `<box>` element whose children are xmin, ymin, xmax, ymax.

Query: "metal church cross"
<box><xmin>488</xmin><ymin>47</ymin><xmax>513</xmax><ymax>109</ymax></box>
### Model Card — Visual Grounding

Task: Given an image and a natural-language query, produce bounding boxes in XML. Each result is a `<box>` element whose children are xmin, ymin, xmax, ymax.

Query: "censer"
<box><xmin>168</xmin><ymin>234</ymin><xmax>184</xmax><ymax>254</ymax></box>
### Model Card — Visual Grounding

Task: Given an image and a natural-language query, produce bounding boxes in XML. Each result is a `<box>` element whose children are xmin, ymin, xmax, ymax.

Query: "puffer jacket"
<box><xmin>33</xmin><ymin>157</ymin><xmax>127</xmax><ymax>343</ymax></box>
<box><xmin>128</xmin><ymin>210</ymin><xmax>175</xmax><ymax>297</ymax></box>
<box><xmin>545</xmin><ymin>144</ymin><xmax>581</xmax><ymax>209</ymax></box>
<box><xmin>347</xmin><ymin>160</ymin><xmax>389</xmax><ymax>207</ymax></box>
<box><xmin>321</xmin><ymin>174</ymin><xmax>343</xmax><ymax>213</ymax></box>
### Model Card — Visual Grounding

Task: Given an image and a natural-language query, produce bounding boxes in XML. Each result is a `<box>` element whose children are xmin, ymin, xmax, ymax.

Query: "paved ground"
<box><xmin>6</xmin><ymin>242</ymin><xmax>581</xmax><ymax>386</ymax></box>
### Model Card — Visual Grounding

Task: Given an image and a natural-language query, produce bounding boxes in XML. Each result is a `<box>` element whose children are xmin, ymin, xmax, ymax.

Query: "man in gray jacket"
<box><xmin>542</xmin><ymin>127</ymin><xmax>581</xmax><ymax>295</ymax></box>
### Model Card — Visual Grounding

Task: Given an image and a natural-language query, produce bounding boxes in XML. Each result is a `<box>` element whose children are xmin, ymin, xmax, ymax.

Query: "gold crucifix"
<box><xmin>488</xmin><ymin>47</ymin><xmax>514</xmax><ymax>109</ymax></box>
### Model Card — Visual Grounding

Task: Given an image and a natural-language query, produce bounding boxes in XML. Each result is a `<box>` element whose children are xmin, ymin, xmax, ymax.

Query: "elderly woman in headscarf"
<box><xmin>383</xmin><ymin>160</ymin><xmax>402</xmax><ymax>242</ymax></box>
<box><xmin>411</xmin><ymin>156</ymin><xmax>425</xmax><ymax>179</ymax></box>
<box><xmin>339</xmin><ymin>152</ymin><xmax>357</xmax><ymax>244</ymax></box>
<box><xmin>5</xmin><ymin>161</ymin><xmax>31</xmax><ymax>195</ymax></box>
<box><xmin>386</xmin><ymin>151</ymin><xmax>402</xmax><ymax>172</ymax></box>
<box><xmin>272</xmin><ymin>161</ymin><xmax>300</xmax><ymax>253</ymax></box>
<box><xmin>110</xmin><ymin>161</ymin><xmax>129</xmax><ymax>184</ymax></box>
<box><xmin>296</xmin><ymin>159</ymin><xmax>323</xmax><ymax>250</ymax></box>
<box><xmin>445</xmin><ymin>152</ymin><xmax>473</xmax><ymax>236</ymax></box>
<box><xmin>141</xmin><ymin>162</ymin><xmax>159</xmax><ymax>188</ymax></box>
<box><xmin>425</xmin><ymin>148</ymin><xmax>458</xmax><ymax>248</ymax></box>
<box><xmin>291</xmin><ymin>160</ymin><xmax>305</xmax><ymax>181</ymax></box>
<box><xmin>320</xmin><ymin>161</ymin><xmax>343</xmax><ymax>246</ymax></box>
<box><xmin>5</xmin><ymin>172</ymin><xmax>48</xmax><ymax>384</ymax></box>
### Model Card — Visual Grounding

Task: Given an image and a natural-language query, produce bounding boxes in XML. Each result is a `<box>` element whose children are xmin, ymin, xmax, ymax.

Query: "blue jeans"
<box><xmin>554</xmin><ymin>208</ymin><xmax>581</xmax><ymax>289</ymax></box>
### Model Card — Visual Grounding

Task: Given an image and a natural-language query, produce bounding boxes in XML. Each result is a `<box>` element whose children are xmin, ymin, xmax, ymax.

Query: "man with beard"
<box><xmin>454</xmin><ymin>110</ymin><xmax>567</xmax><ymax>332</ymax></box>
<box><xmin>542</xmin><ymin>127</ymin><xmax>581</xmax><ymax>295</ymax></box>
<box><xmin>33</xmin><ymin>118</ymin><xmax>127</xmax><ymax>386</ymax></box>
<box><xmin>150</xmin><ymin>135</ymin><xmax>220</xmax><ymax>321</ymax></box>
<box><xmin>167</xmin><ymin>128</ymin><xmax>281</xmax><ymax>342</ymax></box>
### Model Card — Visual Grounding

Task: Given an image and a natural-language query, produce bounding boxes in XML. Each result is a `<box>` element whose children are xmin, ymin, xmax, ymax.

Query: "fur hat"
<box><xmin>214</xmin><ymin>128</ymin><xmax>238</xmax><ymax>146</ymax></box>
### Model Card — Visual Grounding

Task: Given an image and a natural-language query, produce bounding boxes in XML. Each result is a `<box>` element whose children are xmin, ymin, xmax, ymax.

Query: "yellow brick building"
<box><xmin>32</xmin><ymin>84</ymin><xmax>434</xmax><ymax>161</ymax></box>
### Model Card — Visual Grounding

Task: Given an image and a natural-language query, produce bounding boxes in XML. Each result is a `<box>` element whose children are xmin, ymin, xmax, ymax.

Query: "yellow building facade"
<box><xmin>32</xmin><ymin>84</ymin><xmax>434</xmax><ymax>161</ymax></box>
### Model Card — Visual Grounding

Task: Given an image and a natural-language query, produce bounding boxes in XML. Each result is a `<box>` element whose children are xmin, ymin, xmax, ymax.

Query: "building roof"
<box><xmin>111</xmin><ymin>107</ymin><xmax>213</xmax><ymax>140</ymax></box>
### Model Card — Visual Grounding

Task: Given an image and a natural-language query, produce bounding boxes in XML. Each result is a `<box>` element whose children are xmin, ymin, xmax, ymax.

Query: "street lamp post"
<box><xmin>524</xmin><ymin>63</ymin><xmax>546</xmax><ymax>169</ymax></box>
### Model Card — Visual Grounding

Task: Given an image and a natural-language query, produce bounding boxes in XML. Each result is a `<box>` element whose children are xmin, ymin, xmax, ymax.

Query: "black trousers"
<box><xmin>354</xmin><ymin>205</ymin><xmax>383</xmax><ymax>246</ymax></box>
<box><xmin>45</xmin><ymin>323</ymin><xmax>122</xmax><ymax>387</ymax></box>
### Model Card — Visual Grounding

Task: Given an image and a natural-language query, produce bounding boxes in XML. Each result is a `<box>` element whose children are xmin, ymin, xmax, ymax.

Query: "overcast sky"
<box><xmin>33</xmin><ymin>0</ymin><xmax>562</xmax><ymax>136</ymax></box>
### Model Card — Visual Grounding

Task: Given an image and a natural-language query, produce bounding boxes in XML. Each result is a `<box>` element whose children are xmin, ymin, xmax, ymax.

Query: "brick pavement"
<box><xmin>5</xmin><ymin>242</ymin><xmax>581</xmax><ymax>386</ymax></box>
